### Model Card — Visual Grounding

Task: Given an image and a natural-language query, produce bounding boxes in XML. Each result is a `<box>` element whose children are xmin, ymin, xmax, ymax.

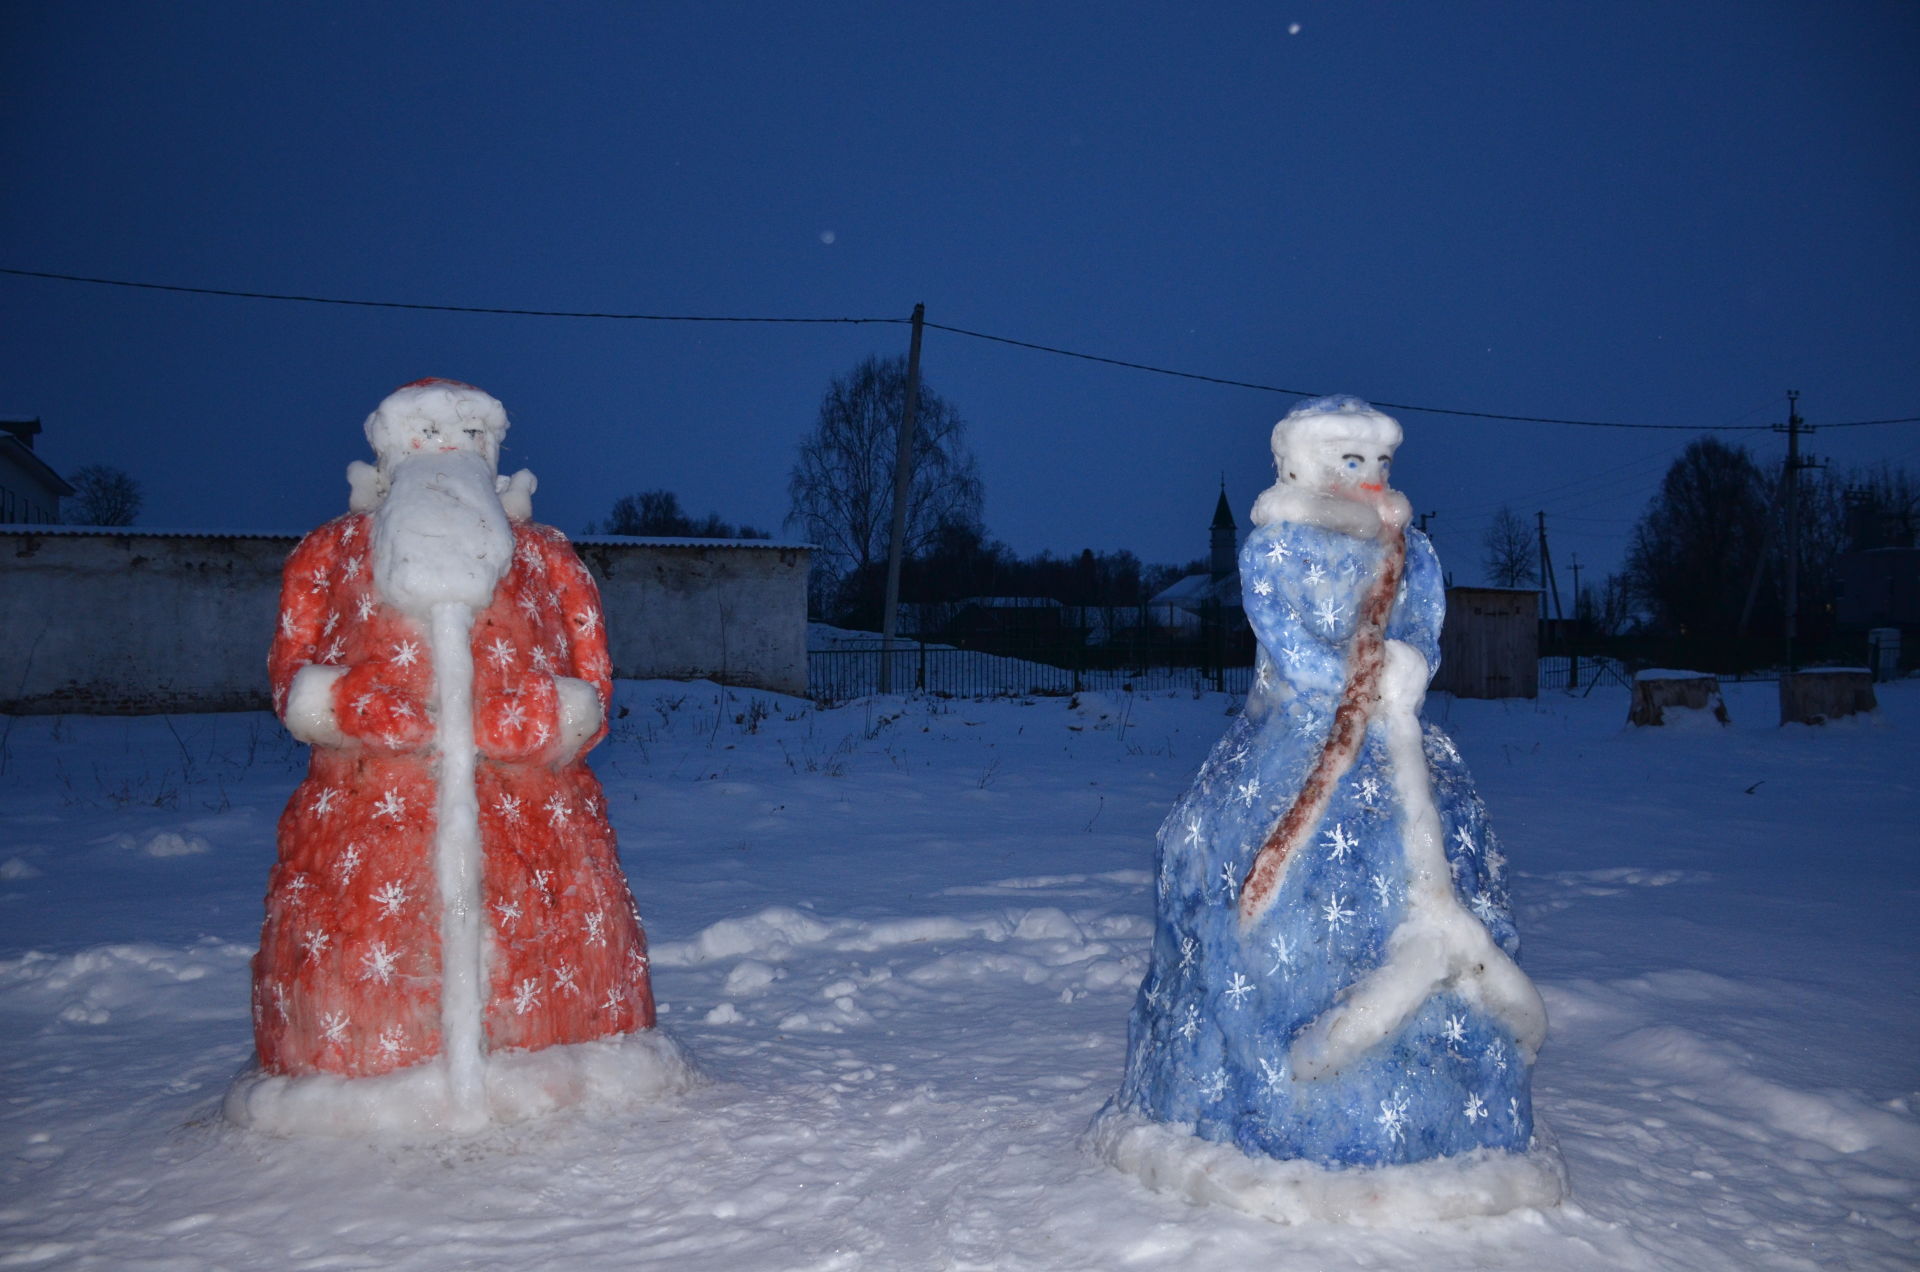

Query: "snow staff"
<box><xmin>227</xmin><ymin>379</ymin><xmax>688</xmax><ymax>1136</ymax></box>
<box><xmin>1092</xmin><ymin>396</ymin><xmax>1564</xmax><ymax>1222</ymax></box>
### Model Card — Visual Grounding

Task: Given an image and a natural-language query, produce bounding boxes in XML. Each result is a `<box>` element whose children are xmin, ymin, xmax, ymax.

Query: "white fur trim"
<box><xmin>554</xmin><ymin>676</ymin><xmax>604</xmax><ymax>760</ymax></box>
<box><xmin>283</xmin><ymin>664</ymin><xmax>349</xmax><ymax>748</ymax></box>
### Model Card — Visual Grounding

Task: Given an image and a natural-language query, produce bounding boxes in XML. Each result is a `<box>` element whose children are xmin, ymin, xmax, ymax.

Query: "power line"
<box><xmin>0</xmin><ymin>267</ymin><xmax>900</xmax><ymax>327</ymax></box>
<box><xmin>6</xmin><ymin>265</ymin><xmax>1916</xmax><ymax>432</ymax></box>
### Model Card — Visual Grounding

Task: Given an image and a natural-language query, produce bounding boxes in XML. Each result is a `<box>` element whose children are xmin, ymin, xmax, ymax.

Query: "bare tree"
<box><xmin>1624</xmin><ymin>437</ymin><xmax>1771</xmax><ymax>646</ymax></box>
<box><xmin>587</xmin><ymin>489</ymin><xmax>768</xmax><ymax>539</ymax></box>
<box><xmin>1481</xmin><ymin>506</ymin><xmax>1537</xmax><ymax>587</ymax></box>
<box><xmin>787</xmin><ymin>354</ymin><xmax>983</xmax><ymax>619</ymax></box>
<box><xmin>64</xmin><ymin>464</ymin><xmax>141</xmax><ymax>526</ymax></box>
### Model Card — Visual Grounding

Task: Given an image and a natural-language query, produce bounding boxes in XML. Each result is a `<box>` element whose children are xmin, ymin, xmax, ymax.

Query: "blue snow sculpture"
<box><xmin>1094</xmin><ymin>397</ymin><xmax>1563</xmax><ymax>1220</ymax></box>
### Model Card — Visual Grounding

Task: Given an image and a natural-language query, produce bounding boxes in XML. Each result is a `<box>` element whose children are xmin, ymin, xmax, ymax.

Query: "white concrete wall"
<box><xmin>1</xmin><ymin>529</ymin><xmax>809</xmax><ymax>714</ymax></box>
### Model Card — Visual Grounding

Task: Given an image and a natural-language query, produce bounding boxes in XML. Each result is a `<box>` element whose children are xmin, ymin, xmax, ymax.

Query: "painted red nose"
<box><xmin>1359</xmin><ymin>482</ymin><xmax>1384</xmax><ymax>492</ymax></box>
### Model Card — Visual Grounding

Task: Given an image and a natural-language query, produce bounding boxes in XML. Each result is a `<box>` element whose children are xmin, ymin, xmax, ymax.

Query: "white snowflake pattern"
<box><xmin>516</xmin><ymin>541</ymin><xmax>542</xmax><ymax>569</ymax></box>
<box><xmin>338</xmin><ymin>843</ymin><xmax>363</xmax><ymax>885</ymax></box>
<box><xmin>1263</xmin><ymin>540</ymin><xmax>1290</xmax><ymax>564</ymax></box>
<box><xmin>1453</xmin><ymin>825</ymin><xmax>1477</xmax><ymax>856</ymax></box>
<box><xmin>307</xmin><ymin>566</ymin><xmax>329</xmax><ymax>593</ymax></box>
<box><xmin>271</xmin><ymin>984</ymin><xmax>290</xmax><ymax>1022</ymax></box>
<box><xmin>517</xmin><ymin>593</ymin><xmax>543</xmax><ymax>620</ymax></box>
<box><xmin>600</xmin><ymin>988</ymin><xmax>624</xmax><ymax>1014</ymax></box>
<box><xmin>496</xmin><ymin>793</ymin><xmax>524</xmax><ymax>823</ymax></box>
<box><xmin>343</xmin><ymin>555</ymin><xmax>364</xmax><ymax>581</ymax></box>
<box><xmin>391</xmin><ymin>640</ymin><xmax>420</xmax><ymax>668</ymax></box>
<box><xmin>371</xmin><ymin>881</ymin><xmax>410</xmax><ymax>919</ymax></box>
<box><xmin>581</xmin><ymin>913</ymin><xmax>607</xmax><ymax>949</ymax></box>
<box><xmin>1377</xmin><ymin>1090</ymin><xmax>1411</xmax><ymax>1142</ymax></box>
<box><xmin>500</xmin><ymin>700</ymin><xmax>528</xmax><ymax>731</ymax></box>
<box><xmin>1144</xmin><ymin>983</ymin><xmax>1168</xmax><ymax>1011</ymax></box>
<box><xmin>1280</xmin><ymin>642</ymin><xmax>1306</xmax><ymax>664</ymax></box>
<box><xmin>1198</xmin><ymin>1070</ymin><xmax>1228</xmax><ymax>1101</ymax></box>
<box><xmin>1178</xmin><ymin>935</ymin><xmax>1198</xmax><ymax>971</ymax></box>
<box><xmin>303</xmin><ymin>929</ymin><xmax>333</xmax><ymax>961</ymax></box>
<box><xmin>1443</xmin><ymin>1013</ymin><xmax>1468</xmax><ymax>1045</ymax></box>
<box><xmin>278</xmin><ymin>610</ymin><xmax>298</xmax><ymax>638</ymax></box>
<box><xmin>373</xmin><ymin>789</ymin><xmax>406</xmax><ymax>820</ymax></box>
<box><xmin>1251</xmin><ymin>576</ymin><xmax>1274</xmax><ymax>597</ymax></box>
<box><xmin>1323</xmin><ymin>822</ymin><xmax>1357</xmax><ymax>862</ymax></box>
<box><xmin>390</xmin><ymin>698</ymin><xmax>415</xmax><ymax>719</ymax></box>
<box><xmin>1223</xmin><ymin>972</ymin><xmax>1254</xmax><ymax>1008</ymax></box>
<box><xmin>1234</xmin><ymin>778</ymin><xmax>1260</xmax><ymax>808</ymax></box>
<box><xmin>577</xmin><ymin>606</ymin><xmax>601</xmax><ymax>638</ymax></box>
<box><xmin>1267</xmin><ymin>932</ymin><xmax>1294</xmax><ymax>974</ymax></box>
<box><xmin>1358</xmin><ymin>776</ymin><xmax>1383</xmax><ymax>804</ymax></box>
<box><xmin>1370</xmin><ymin>871</ymin><xmax>1395</xmax><ymax>906</ymax></box>
<box><xmin>1509</xmin><ymin>1096</ymin><xmax>1522</xmax><ymax>1126</ymax></box>
<box><xmin>1183</xmin><ymin>811</ymin><xmax>1204</xmax><ymax>847</ymax></box>
<box><xmin>284</xmin><ymin>872</ymin><xmax>312</xmax><ymax>899</ymax></box>
<box><xmin>553</xmin><ymin>962</ymin><xmax>581</xmax><ymax>997</ymax></box>
<box><xmin>493</xmin><ymin>899</ymin><xmax>522</xmax><ymax>927</ymax></box>
<box><xmin>340</xmin><ymin>521</ymin><xmax>358</xmax><ymax>543</ymax></box>
<box><xmin>1218</xmin><ymin>862</ymin><xmax>1240</xmax><ymax>901</ymax></box>
<box><xmin>312</xmin><ymin>786</ymin><xmax>340</xmax><ymax>816</ymax></box>
<box><xmin>1485</xmin><ymin>842</ymin><xmax>1508</xmax><ymax>882</ymax></box>
<box><xmin>1470</xmin><ymin>891</ymin><xmax>1498</xmax><ymax>922</ymax></box>
<box><xmin>1430</xmin><ymin>733</ymin><xmax>1461</xmax><ymax>763</ymax></box>
<box><xmin>1314</xmin><ymin>597</ymin><xmax>1345</xmax><ymax>632</ymax></box>
<box><xmin>628</xmin><ymin>948</ymin><xmax>649</xmax><ymax>974</ymax></box>
<box><xmin>1258</xmin><ymin>1056</ymin><xmax>1288</xmax><ymax>1095</ymax></box>
<box><xmin>356</xmin><ymin>594</ymin><xmax>376</xmax><ymax>621</ymax></box>
<box><xmin>320</xmin><ymin>1011</ymin><xmax>348</xmax><ymax>1043</ymax></box>
<box><xmin>487</xmin><ymin>636</ymin><xmax>516</xmax><ymax>669</ymax></box>
<box><xmin>544</xmin><ymin>795</ymin><xmax>571</xmax><ymax>826</ymax></box>
<box><xmin>1464</xmin><ymin>1093</ymin><xmax>1488</xmax><ymax>1123</ymax></box>
<box><xmin>1489</xmin><ymin>1040</ymin><xmax>1510</xmax><ymax>1073</ymax></box>
<box><xmin>322</xmin><ymin>637</ymin><xmax>346</xmax><ymax>664</ymax></box>
<box><xmin>1321</xmin><ymin>893</ymin><xmax>1355</xmax><ymax>934</ymax></box>
<box><xmin>377</xmin><ymin>1026</ymin><xmax>404</xmax><ymax>1057</ymax></box>
<box><xmin>1175</xmin><ymin>1004</ymin><xmax>1201</xmax><ymax>1041</ymax></box>
<box><xmin>530</xmin><ymin>646</ymin><xmax>555</xmax><ymax>673</ymax></box>
<box><xmin>533</xmin><ymin>869</ymin><xmax>554</xmax><ymax>896</ymax></box>
<box><xmin>322</xmin><ymin>610</ymin><xmax>340</xmax><ymax>637</ymax></box>
<box><xmin>512</xmin><ymin>978</ymin><xmax>543</xmax><ymax>1015</ymax></box>
<box><xmin>531</xmin><ymin>721</ymin><xmax>552</xmax><ymax>747</ymax></box>
<box><xmin>1303</xmin><ymin>562</ymin><xmax>1327</xmax><ymax>585</ymax></box>
<box><xmin>360</xmin><ymin>942</ymin><xmax>399</xmax><ymax>984</ymax></box>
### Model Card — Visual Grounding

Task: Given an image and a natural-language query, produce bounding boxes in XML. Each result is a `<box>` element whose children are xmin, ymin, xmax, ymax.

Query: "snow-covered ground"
<box><xmin>2</xmin><ymin>679</ymin><xmax>1915</xmax><ymax>1270</ymax></box>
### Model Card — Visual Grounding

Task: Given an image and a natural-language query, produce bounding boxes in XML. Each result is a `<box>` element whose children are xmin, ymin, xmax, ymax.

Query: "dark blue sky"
<box><xmin>4</xmin><ymin>2</ymin><xmax>1915</xmax><ymax>588</ymax></box>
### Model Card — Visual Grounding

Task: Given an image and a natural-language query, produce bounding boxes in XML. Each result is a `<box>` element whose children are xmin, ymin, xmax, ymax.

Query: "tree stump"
<box><xmin>1779</xmin><ymin>669</ymin><xmax>1877</xmax><ymax>725</ymax></box>
<box><xmin>1629</xmin><ymin>671</ymin><xmax>1730</xmax><ymax>727</ymax></box>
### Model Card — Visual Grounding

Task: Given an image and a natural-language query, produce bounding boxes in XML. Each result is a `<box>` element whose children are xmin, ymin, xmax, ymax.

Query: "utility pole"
<box><xmin>1779</xmin><ymin>390</ymin><xmax>1809</xmax><ymax>673</ymax></box>
<box><xmin>1537</xmin><ymin>511</ymin><xmax>1564</xmax><ymax>686</ymax></box>
<box><xmin>878</xmin><ymin>302</ymin><xmax>925</xmax><ymax>694</ymax></box>
<box><xmin>1568</xmin><ymin>553</ymin><xmax>1582</xmax><ymax>689</ymax></box>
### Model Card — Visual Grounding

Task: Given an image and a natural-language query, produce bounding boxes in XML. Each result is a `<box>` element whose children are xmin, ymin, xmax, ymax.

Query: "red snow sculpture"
<box><xmin>233</xmin><ymin>380</ymin><xmax>677</xmax><ymax>1134</ymax></box>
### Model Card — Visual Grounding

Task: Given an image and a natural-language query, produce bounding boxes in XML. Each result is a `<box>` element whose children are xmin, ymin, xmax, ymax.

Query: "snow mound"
<box><xmin>224</xmin><ymin>1029</ymin><xmax>695</xmax><ymax>1141</ymax></box>
<box><xmin>1086</xmin><ymin>1103</ymin><xmax>1567</xmax><ymax>1226</ymax></box>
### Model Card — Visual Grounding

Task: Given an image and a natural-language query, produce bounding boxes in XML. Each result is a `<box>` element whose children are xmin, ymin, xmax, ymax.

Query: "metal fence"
<box><xmin>807</xmin><ymin>640</ymin><xmax>1254</xmax><ymax>702</ymax></box>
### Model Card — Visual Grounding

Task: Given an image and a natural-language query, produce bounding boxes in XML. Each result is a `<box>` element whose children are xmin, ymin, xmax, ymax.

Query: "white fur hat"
<box><xmin>363</xmin><ymin>378</ymin><xmax>509</xmax><ymax>461</ymax></box>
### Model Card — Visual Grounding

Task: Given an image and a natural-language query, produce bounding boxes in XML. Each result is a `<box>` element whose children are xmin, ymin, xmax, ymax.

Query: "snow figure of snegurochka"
<box><xmin>225</xmin><ymin>379</ymin><xmax>692</xmax><ymax>1137</ymax></box>
<box><xmin>1091</xmin><ymin>396</ymin><xmax>1565</xmax><ymax>1223</ymax></box>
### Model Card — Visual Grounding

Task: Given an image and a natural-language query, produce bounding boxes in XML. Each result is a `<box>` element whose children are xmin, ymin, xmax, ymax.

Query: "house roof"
<box><xmin>0</xmin><ymin>419</ymin><xmax>76</xmax><ymax>497</ymax></box>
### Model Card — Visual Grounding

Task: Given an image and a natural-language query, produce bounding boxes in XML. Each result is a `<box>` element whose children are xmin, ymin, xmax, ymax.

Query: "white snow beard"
<box><xmin>371</xmin><ymin>450</ymin><xmax>516</xmax><ymax>618</ymax></box>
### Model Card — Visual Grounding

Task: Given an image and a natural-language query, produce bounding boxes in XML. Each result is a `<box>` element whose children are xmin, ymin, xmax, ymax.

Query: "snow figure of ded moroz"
<box><xmin>226</xmin><ymin>379</ymin><xmax>691</xmax><ymax>1137</ymax></box>
<box><xmin>1092</xmin><ymin>397</ymin><xmax>1565</xmax><ymax>1223</ymax></box>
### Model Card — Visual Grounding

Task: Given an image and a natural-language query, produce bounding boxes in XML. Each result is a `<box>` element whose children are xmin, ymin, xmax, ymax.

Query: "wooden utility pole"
<box><xmin>1568</xmin><ymin>553</ymin><xmax>1582</xmax><ymax>689</ymax></box>
<box><xmin>878</xmin><ymin>303</ymin><xmax>925</xmax><ymax>693</ymax></box>
<box><xmin>1781</xmin><ymin>390</ymin><xmax>1805</xmax><ymax>673</ymax></box>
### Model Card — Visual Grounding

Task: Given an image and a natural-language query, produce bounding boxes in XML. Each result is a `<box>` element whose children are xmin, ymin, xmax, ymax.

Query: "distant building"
<box><xmin>0</xmin><ymin>418</ymin><xmax>73</xmax><ymax>524</ymax></box>
<box><xmin>1148</xmin><ymin>484</ymin><xmax>1242</xmax><ymax>632</ymax></box>
<box><xmin>1836</xmin><ymin>547</ymin><xmax>1920</xmax><ymax>629</ymax></box>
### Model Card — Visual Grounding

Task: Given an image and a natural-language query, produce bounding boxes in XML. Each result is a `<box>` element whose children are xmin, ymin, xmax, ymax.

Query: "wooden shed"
<box><xmin>1432</xmin><ymin>587</ymin><xmax>1539</xmax><ymax>699</ymax></box>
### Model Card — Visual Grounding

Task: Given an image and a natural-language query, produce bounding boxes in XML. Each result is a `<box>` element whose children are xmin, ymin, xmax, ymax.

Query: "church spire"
<box><xmin>1210</xmin><ymin>478</ymin><xmax>1237</xmax><ymax>581</ymax></box>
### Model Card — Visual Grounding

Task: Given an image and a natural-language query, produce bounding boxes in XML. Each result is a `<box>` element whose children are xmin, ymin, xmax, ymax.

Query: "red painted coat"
<box><xmin>254</xmin><ymin>513</ymin><xmax>656</xmax><ymax>1077</ymax></box>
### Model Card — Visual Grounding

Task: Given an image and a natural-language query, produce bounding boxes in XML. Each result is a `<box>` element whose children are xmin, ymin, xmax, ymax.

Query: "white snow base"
<box><xmin>223</xmin><ymin>1029</ymin><xmax>696</xmax><ymax>1141</ymax></box>
<box><xmin>1087</xmin><ymin>1103</ymin><xmax>1567</xmax><ymax>1226</ymax></box>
